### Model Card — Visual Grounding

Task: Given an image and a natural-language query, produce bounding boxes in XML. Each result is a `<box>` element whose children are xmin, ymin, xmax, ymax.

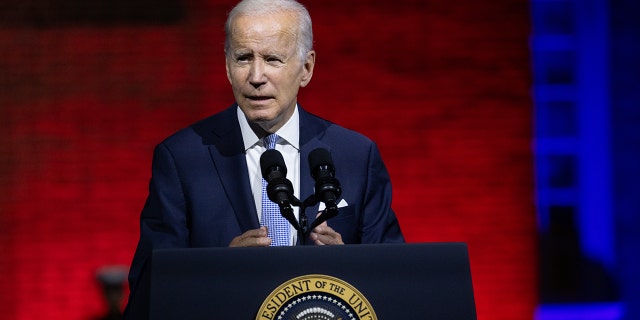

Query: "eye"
<box><xmin>236</xmin><ymin>54</ymin><xmax>251</xmax><ymax>64</ymax></box>
<box><xmin>266</xmin><ymin>55</ymin><xmax>284</xmax><ymax>65</ymax></box>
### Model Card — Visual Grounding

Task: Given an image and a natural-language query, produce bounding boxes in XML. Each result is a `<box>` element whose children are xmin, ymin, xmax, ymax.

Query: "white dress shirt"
<box><xmin>237</xmin><ymin>106</ymin><xmax>300</xmax><ymax>245</ymax></box>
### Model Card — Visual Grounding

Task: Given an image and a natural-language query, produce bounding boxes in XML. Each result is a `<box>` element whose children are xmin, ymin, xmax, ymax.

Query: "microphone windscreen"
<box><xmin>260</xmin><ymin>149</ymin><xmax>287</xmax><ymax>180</ymax></box>
<box><xmin>309</xmin><ymin>148</ymin><xmax>333</xmax><ymax>169</ymax></box>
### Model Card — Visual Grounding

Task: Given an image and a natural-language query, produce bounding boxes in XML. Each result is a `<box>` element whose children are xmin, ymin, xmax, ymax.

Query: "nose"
<box><xmin>249</xmin><ymin>60</ymin><xmax>267</xmax><ymax>88</ymax></box>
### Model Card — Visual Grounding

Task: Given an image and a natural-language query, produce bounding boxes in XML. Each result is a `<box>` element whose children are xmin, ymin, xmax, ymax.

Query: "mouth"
<box><xmin>247</xmin><ymin>95</ymin><xmax>273</xmax><ymax>101</ymax></box>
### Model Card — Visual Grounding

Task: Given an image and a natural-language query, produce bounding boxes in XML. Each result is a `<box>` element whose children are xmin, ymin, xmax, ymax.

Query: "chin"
<box><xmin>245</xmin><ymin>112</ymin><xmax>274</xmax><ymax>127</ymax></box>
<box><xmin>246</xmin><ymin>110</ymin><xmax>274</xmax><ymax>122</ymax></box>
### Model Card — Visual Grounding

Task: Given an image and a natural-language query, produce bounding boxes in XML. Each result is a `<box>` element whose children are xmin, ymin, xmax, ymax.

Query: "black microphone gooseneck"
<box><xmin>308</xmin><ymin>148</ymin><xmax>342</xmax><ymax>231</ymax></box>
<box><xmin>260</xmin><ymin>149</ymin><xmax>302</xmax><ymax>231</ymax></box>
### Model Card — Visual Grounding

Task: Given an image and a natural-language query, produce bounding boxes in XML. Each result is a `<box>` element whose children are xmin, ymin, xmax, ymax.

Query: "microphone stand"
<box><xmin>280</xmin><ymin>194</ymin><xmax>316</xmax><ymax>246</ymax></box>
<box><xmin>294</xmin><ymin>194</ymin><xmax>340</xmax><ymax>245</ymax></box>
<box><xmin>298</xmin><ymin>207</ymin><xmax>309</xmax><ymax>246</ymax></box>
<box><xmin>274</xmin><ymin>192</ymin><xmax>340</xmax><ymax>246</ymax></box>
<box><xmin>296</xmin><ymin>194</ymin><xmax>319</xmax><ymax>246</ymax></box>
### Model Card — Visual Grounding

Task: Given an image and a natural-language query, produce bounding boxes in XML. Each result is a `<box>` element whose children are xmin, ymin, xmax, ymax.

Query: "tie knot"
<box><xmin>263</xmin><ymin>134</ymin><xmax>279</xmax><ymax>150</ymax></box>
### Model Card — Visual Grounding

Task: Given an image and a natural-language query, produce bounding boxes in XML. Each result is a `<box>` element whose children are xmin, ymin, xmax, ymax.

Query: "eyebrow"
<box><xmin>232</xmin><ymin>49</ymin><xmax>252</xmax><ymax>56</ymax></box>
<box><xmin>232</xmin><ymin>49</ymin><xmax>288</xmax><ymax>60</ymax></box>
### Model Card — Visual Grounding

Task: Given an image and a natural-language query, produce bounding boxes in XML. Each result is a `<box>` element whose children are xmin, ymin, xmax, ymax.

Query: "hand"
<box><xmin>309</xmin><ymin>221</ymin><xmax>344</xmax><ymax>245</ymax></box>
<box><xmin>229</xmin><ymin>227</ymin><xmax>272</xmax><ymax>247</ymax></box>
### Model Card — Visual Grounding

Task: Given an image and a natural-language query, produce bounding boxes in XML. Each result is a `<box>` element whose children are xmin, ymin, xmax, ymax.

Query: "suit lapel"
<box><xmin>206</xmin><ymin>106</ymin><xmax>260</xmax><ymax>232</ymax></box>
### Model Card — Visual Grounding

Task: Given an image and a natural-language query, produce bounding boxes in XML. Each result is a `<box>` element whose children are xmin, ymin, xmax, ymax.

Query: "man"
<box><xmin>125</xmin><ymin>0</ymin><xmax>403</xmax><ymax>317</ymax></box>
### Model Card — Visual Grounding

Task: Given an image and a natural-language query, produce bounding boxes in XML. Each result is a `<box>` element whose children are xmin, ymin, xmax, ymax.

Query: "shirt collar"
<box><xmin>237</xmin><ymin>105</ymin><xmax>300</xmax><ymax>151</ymax></box>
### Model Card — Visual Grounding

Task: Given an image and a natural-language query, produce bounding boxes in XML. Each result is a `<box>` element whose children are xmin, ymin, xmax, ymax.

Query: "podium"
<box><xmin>145</xmin><ymin>243</ymin><xmax>476</xmax><ymax>319</ymax></box>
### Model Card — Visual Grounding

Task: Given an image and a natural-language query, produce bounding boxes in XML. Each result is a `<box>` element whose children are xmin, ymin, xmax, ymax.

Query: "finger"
<box><xmin>229</xmin><ymin>227</ymin><xmax>271</xmax><ymax>247</ymax></box>
<box><xmin>245</xmin><ymin>226</ymin><xmax>268</xmax><ymax>238</ymax></box>
<box><xmin>230</xmin><ymin>235</ymin><xmax>271</xmax><ymax>247</ymax></box>
<box><xmin>311</xmin><ymin>232</ymin><xmax>338</xmax><ymax>245</ymax></box>
<box><xmin>309</xmin><ymin>232</ymin><xmax>325</xmax><ymax>245</ymax></box>
<box><xmin>310</xmin><ymin>225</ymin><xmax>343</xmax><ymax>245</ymax></box>
<box><xmin>312</xmin><ymin>224</ymin><xmax>333</xmax><ymax>237</ymax></box>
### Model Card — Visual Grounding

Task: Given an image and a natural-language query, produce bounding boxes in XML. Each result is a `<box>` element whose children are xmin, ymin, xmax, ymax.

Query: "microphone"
<box><xmin>260</xmin><ymin>149</ymin><xmax>300</xmax><ymax>230</ymax></box>
<box><xmin>308</xmin><ymin>148</ymin><xmax>342</xmax><ymax>229</ymax></box>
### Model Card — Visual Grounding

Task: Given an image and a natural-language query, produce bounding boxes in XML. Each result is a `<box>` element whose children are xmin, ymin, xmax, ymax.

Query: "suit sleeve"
<box><xmin>360</xmin><ymin>142</ymin><xmax>405</xmax><ymax>243</ymax></box>
<box><xmin>124</xmin><ymin>142</ymin><xmax>190</xmax><ymax>319</ymax></box>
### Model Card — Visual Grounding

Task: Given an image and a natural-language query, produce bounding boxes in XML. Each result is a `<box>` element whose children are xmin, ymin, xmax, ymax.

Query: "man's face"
<box><xmin>226</xmin><ymin>11</ymin><xmax>314</xmax><ymax>133</ymax></box>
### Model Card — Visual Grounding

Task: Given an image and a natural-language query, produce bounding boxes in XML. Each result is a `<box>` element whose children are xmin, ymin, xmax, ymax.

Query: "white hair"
<box><xmin>224</xmin><ymin>0</ymin><xmax>313</xmax><ymax>61</ymax></box>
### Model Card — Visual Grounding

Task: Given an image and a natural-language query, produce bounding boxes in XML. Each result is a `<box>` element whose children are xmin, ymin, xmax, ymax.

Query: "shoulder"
<box><xmin>160</xmin><ymin>105</ymin><xmax>237</xmax><ymax>150</ymax></box>
<box><xmin>300</xmin><ymin>108</ymin><xmax>376</xmax><ymax>149</ymax></box>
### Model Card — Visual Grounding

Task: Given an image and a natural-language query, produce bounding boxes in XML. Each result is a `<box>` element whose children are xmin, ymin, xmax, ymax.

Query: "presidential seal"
<box><xmin>256</xmin><ymin>274</ymin><xmax>377</xmax><ymax>320</ymax></box>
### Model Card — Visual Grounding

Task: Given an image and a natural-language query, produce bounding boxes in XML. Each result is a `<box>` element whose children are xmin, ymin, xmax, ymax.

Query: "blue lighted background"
<box><xmin>532</xmin><ymin>0</ymin><xmax>639</xmax><ymax>319</ymax></box>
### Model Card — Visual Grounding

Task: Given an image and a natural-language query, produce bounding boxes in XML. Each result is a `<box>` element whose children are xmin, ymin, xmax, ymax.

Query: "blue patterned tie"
<box><xmin>261</xmin><ymin>134</ymin><xmax>290</xmax><ymax>246</ymax></box>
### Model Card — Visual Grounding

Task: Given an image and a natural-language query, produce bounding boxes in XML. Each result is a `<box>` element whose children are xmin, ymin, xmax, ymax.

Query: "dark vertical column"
<box><xmin>611</xmin><ymin>1</ymin><xmax>640</xmax><ymax>319</ymax></box>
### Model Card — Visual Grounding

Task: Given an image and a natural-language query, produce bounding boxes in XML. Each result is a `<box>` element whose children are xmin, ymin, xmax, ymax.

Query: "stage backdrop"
<box><xmin>0</xmin><ymin>0</ymin><xmax>535</xmax><ymax>319</ymax></box>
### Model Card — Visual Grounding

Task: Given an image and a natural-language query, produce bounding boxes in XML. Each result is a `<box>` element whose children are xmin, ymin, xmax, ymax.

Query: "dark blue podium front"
<box><xmin>146</xmin><ymin>243</ymin><xmax>476</xmax><ymax>319</ymax></box>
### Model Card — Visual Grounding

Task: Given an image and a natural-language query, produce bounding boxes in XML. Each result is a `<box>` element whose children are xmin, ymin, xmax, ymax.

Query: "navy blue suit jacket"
<box><xmin>125</xmin><ymin>105</ymin><xmax>404</xmax><ymax>318</ymax></box>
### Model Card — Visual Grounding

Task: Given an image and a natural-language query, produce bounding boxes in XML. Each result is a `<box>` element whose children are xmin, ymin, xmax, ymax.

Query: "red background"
<box><xmin>0</xmin><ymin>1</ymin><xmax>535</xmax><ymax>319</ymax></box>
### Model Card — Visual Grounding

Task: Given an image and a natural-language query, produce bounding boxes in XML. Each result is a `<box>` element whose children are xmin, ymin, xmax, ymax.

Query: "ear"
<box><xmin>300</xmin><ymin>50</ymin><xmax>315</xmax><ymax>88</ymax></box>
<box><xmin>225</xmin><ymin>56</ymin><xmax>233</xmax><ymax>84</ymax></box>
